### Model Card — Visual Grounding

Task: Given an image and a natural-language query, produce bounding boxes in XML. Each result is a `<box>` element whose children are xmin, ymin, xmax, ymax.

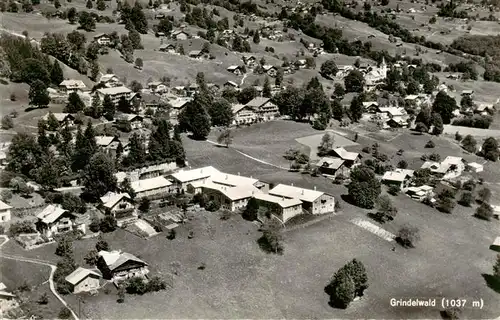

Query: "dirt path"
<box><xmin>0</xmin><ymin>236</ymin><xmax>79</xmax><ymax>320</ymax></box>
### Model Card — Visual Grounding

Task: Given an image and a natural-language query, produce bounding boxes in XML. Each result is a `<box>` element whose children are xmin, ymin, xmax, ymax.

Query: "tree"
<box><xmin>217</xmin><ymin>129</ymin><xmax>233</xmax><ymax>147</ymax></box>
<box><xmin>90</xmin><ymin>60</ymin><xmax>99</xmax><ymax>81</ymax></box>
<box><xmin>263</xmin><ymin>76</ymin><xmax>271</xmax><ymax>98</ymax></box>
<box><xmin>348</xmin><ymin>165</ymin><xmax>381</xmax><ymax>209</ymax></box>
<box><xmin>208</xmin><ymin>98</ymin><xmax>233</xmax><ymax>127</ymax></box>
<box><xmin>86</xmin><ymin>0</ymin><xmax>92</xmax><ymax>8</ymax></box>
<box><xmin>243</xmin><ymin>198</ymin><xmax>259</xmax><ymax>221</ymax></box>
<box><xmin>320</xmin><ymin>59</ymin><xmax>338</xmax><ymax>79</ymax></box>
<box><xmin>55</xmin><ymin>236</ymin><xmax>73</xmax><ymax>258</ymax></box>
<box><xmin>97</xmin><ymin>0</ymin><xmax>105</xmax><ymax>10</ymax></box>
<box><xmin>438</xmin><ymin>196</ymin><xmax>456</xmax><ymax>213</ymax></box>
<box><xmin>58</xmin><ymin>308</ymin><xmax>72</xmax><ymax>319</ymax></box>
<box><xmin>72</xmin><ymin>122</ymin><xmax>97</xmax><ymax>172</ymax></box>
<box><xmin>135</xmin><ymin>58</ymin><xmax>143</xmax><ymax>69</ymax></box>
<box><xmin>331</xmin><ymin>99</ymin><xmax>343</xmax><ymax>120</ymax></box>
<box><xmin>84</xmin><ymin>249</ymin><xmax>99</xmax><ymax>266</ymax></box>
<box><xmin>482</xmin><ymin>137</ymin><xmax>499</xmax><ymax>161</ymax></box>
<box><xmin>65</xmin><ymin>92</ymin><xmax>85</xmax><ymax>113</ymax></box>
<box><xmin>29</xmin><ymin>80</ymin><xmax>50</xmax><ymax>107</ymax></box>
<box><xmin>67</xmin><ymin>7</ymin><xmax>77</xmax><ymax>24</ymax></box>
<box><xmin>78</xmin><ymin>11</ymin><xmax>96</xmax><ymax>31</ymax></box>
<box><xmin>50</xmin><ymin>61</ymin><xmax>64</xmax><ymax>86</ymax></box>
<box><xmin>350</xmin><ymin>94</ymin><xmax>364</xmax><ymax>122</ymax></box>
<box><xmin>6</xmin><ymin>133</ymin><xmax>42</xmax><ymax>177</ymax></box>
<box><xmin>237</xmin><ymin>87</ymin><xmax>258</xmax><ymax>104</ymax></box>
<box><xmin>475</xmin><ymin>202</ymin><xmax>493</xmax><ymax>220</ymax></box>
<box><xmin>102</xmin><ymin>95</ymin><xmax>115</xmax><ymax>120</ymax></box>
<box><xmin>123</xmin><ymin>133</ymin><xmax>146</xmax><ymax>167</ymax></box>
<box><xmin>333</xmin><ymin>83</ymin><xmax>345</xmax><ymax>98</ymax></box>
<box><xmin>327</xmin><ymin>267</ymin><xmax>355</xmax><ymax>309</ymax></box>
<box><xmin>477</xmin><ymin>187</ymin><xmax>492</xmax><ymax>203</ymax></box>
<box><xmin>397</xmin><ymin>225</ymin><xmax>420</xmax><ymax>248</ymax></box>
<box><xmin>275</xmin><ymin>68</ymin><xmax>284</xmax><ymax>87</ymax></box>
<box><xmin>81</xmin><ymin>152</ymin><xmax>117</xmax><ymax>202</ymax></box>
<box><xmin>458</xmin><ymin>192</ymin><xmax>473</xmax><ymax>207</ymax></box>
<box><xmin>1</xmin><ymin>115</ymin><xmax>13</xmax><ymax>130</ymax></box>
<box><xmin>493</xmin><ymin>254</ymin><xmax>500</xmax><ymax>277</ymax></box>
<box><xmin>344</xmin><ymin>70</ymin><xmax>365</xmax><ymax>92</ymax></box>
<box><xmin>95</xmin><ymin>236</ymin><xmax>110</xmax><ymax>251</ymax></box>
<box><xmin>21</xmin><ymin>58</ymin><xmax>50</xmax><ymax>84</ymax></box>
<box><xmin>461</xmin><ymin>135</ymin><xmax>477</xmax><ymax>153</ymax></box>
<box><xmin>431</xmin><ymin>113</ymin><xmax>443</xmax><ymax>135</ymax></box>
<box><xmin>139</xmin><ymin>198</ymin><xmax>150</xmax><ymax>212</ymax></box>
<box><xmin>432</xmin><ymin>91</ymin><xmax>457</xmax><ymax>124</ymax></box>
<box><xmin>178</xmin><ymin>95</ymin><xmax>211</xmax><ymax>140</ymax></box>
<box><xmin>258</xmin><ymin>219</ymin><xmax>283</xmax><ymax>254</ymax></box>
<box><xmin>374</xmin><ymin>195</ymin><xmax>397</xmax><ymax>222</ymax></box>
<box><xmin>318</xmin><ymin>132</ymin><xmax>334</xmax><ymax>155</ymax></box>
<box><xmin>415</xmin><ymin>122</ymin><xmax>429</xmax><ymax>133</ymax></box>
<box><xmin>344</xmin><ymin>259</ymin><xmax>369</xmax><ymax>296</ymax></box>
<box><xmin>397</xmin><ymin>160</ymin><xmax>408</xmax><ymax>169</ymax></box>
<box><xmin>252</xmin><ymin>30</ymin><xmax>260</xmax><ymax>44</ymax></box>
<box><xmin>99</xmin><ymin>215</ymin><xmax>117</xmax><ymax>233</ymax></box>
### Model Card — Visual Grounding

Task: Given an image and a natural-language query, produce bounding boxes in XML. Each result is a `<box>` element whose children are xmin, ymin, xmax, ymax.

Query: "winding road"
<box><xmin>0</xmin><ymin>236</ymin><xmax>79</xmax><ymax>320</ymax></box>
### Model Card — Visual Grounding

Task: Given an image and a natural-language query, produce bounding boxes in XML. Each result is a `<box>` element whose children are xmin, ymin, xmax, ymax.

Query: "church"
<box><xmin>363</xmin><ymin>58</ymin><xmax>388</xmax><ymax>87</ymax></box>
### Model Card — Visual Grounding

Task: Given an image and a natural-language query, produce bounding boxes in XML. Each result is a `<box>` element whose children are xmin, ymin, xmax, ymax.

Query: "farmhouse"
<box><xmin>363</xmin><ymin>101</ymin><xmax>379</xmax><ymax>113</ymax></box>
<box><xmin>170</xmin><ymin>166</ymin><xmax>219</xmax><ymax>192</ymax></box>
<box><xmin>159</xmin><ymin>43</ymin><xmax>176</xmax><ymax>53</ymax></box>
<box><xmin>100</xmin><ymin>192</ymin><xmax>134</xmax><ymax>215</ymax></box>
<box><xmin>35</xmin><ymin>204</ymin><xmax>82</xmax><ymax>239</ymax></box>
<box><xmin>330</xmin><ymin>147</ymin><xmax>361</xmax><ymax>167</ymax></box>
<box><xmin>95</xmin><ymin>136</ymin><xmax>121</xmax><ymax>157</ymax></box>
<box><xmin>421</xmin><ymin>156</ymin><xmax>466</xmax><ymax>178</ymax></box>
<box><xmin>93</xmin><ymin>33</ymin><xmax>111</xmax><ymax>45</ymax></box>
<box><xmin>0</xmin><ymin>283</ymin><xmax>18</xmax><ymax>312</ymax></box>
<box><xmin>0</xmin><ymin>200</ymin><xmax>12</xmax><ymax>223</ymax></box>
<box><xmin>269</xmin><ymin>184</ymin><xmax>335</xmax><ymax>215</ymax></box>
<box><xmin>42</xmin><ymin>113</ymin><xmax>75</xmax><ymax>127</ymax></box>
<box><xmin>200</xmin><ymin>182</ymin><xmax>260</xmax><ymax>212</ymax></box>
<box><xmin>169</xmin><ymin>98</ymin><xmax>191</xmax><ymax>118</ymax></box>
<box><xmin>315</xmin><ymin>157</ymin><xmax>349</xmax><ymax>177</ymax></box>
<box><xmin>65</xmin><ymin>267</ymin><xmax>101</xmax><ymax>294</ymax></box>
<box><xmin>242</xmin><ymin>55</ymin><xmax>257</xmax><ymax>67</ymax></box>
<box><xmin>115</xmin><ymin>114</ymin><xmax>143</xmax><ymax>130</ymax></box>
<box><xmin>245</xmin><ymin>97</ymin><xmax>279</xmax><ymax>121</ymax></box>
<box><xmin>232</xmin><ymin>104</ymin><xmax>258</xmax><ymax>125</ymax></box>
<box><xmin>188</xmin><ymin>50</ymin><xmax>204</xmax><ymax>59</ymax></box>
<box><xmin>98</xmin><ymin>74</ymin><xmax>123</xmax><ymax>88</ymax></box>
<box><xmin>171</xmin><ymin>30</ymin><xmax>190</xmax><ymax>40</ymax></box>
<box><xmin>224</xmin><ymin>80</ymin><xmax>239</xmax><ymax>89</ymax></box>
<box><xmin>131</xmin><ymin>176</ymin><xmax>172</xmax><ymax>199</ymax></box>
<box><xmin>227</xmin><ymin>65</ymin><xmax>244</xmax><ymax>75</ymax></box>
<box><xmin>253</xmin><ymin>193</ymin><xmax>303</xmax><ymax>222</ymax></box>
<box><xmin>96</xmin><ymin>86</ymin><xmax>132</xmax><ymax>106</ymax></box>
<box><xmin>97</xmin><ymin>250</ymin><xmax>149</xmax><ymax>281</ymax></box>
<box><xmin>262</xmin><ymin>65</ymin><xmax>278</xmax><ymax>77</ymax></box>
<box><xmin>381</xmin><ymin>169</ymin><xmax>414</xmax><ymax>191</ymax></box>
<box><xmin>461</xmin><ymin>90</ymin><xmax>474</xmax><ymax>97</ymax></box>
<box><xmin>147</xmin><ymin>81</ymin><xmax>168</xmax><ymax>94</ymax></box>
<box><xmin>59</xmin><ymin>79</ymin><xmax>87</xmax><ymax>93</ymax></box>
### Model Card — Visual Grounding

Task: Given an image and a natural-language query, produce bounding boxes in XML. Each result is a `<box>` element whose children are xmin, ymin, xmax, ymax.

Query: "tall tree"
<box><xmin>482</xmin><ymin>137</ymin><xmax>499</xmax><ymax>161</ymax></box>
<box><xmin>123</xmin><ymin>133</ymin><xmax>146</xmax><ymax>166</ymax></box>
<box><xmin>29</xmin><ymin>80</ymin><xmax>50</xmax><ymax>107</ymax></box>
<box><xmin>6</xmin><ymin>133</ymin><xmax>42</xmax><ymax>177</ymax></box>
<box><xmin>208</xmin><ymin>98</ymin><xmax>233</xmax><ymax>127</ymax></box>
<box><xmin>78</xmin><ymin>11</ymin><xmax>96</xmax><ymax>31</ymax></box>
<box><xmin>102</xmin><ymin>94</ymin><xmax>115</xmax><ymax>120</ymax></box>
<box><xmin>72</xmin><ymin>122</ymin><xmax>97</xmax><ymax>172</ymax></box>
<box><xmin>263</xmin><ymin>76</ymin><xmax>272</xmax><ymax>98</ymax></box>
<box><xmin>320</xmin><ymin>59</ymin><xmax>338</xmax><ymax>79</ymax></box>
<box><xmin>81</xmin><ymin>152</ymin><xmax>117</xmax><ymax>202</ymax></box>
<box><xmin>252</xmin><ymin>30</ymin><xmax>260</xmax><ymax>44</ymax></box>
<box><xmin>348</xmin><ymin>165</ymin><xmax>381</xmax><ymax>209</ymax></box>
<box><xmin>50</xmin><ymin>61</ymin><xmax>64</xmax><ymax>86</ymax></box>
<box><xmin>65</xmin><ymin>92</ymin><xmax>85</xmax><ymax>113</ymax></box>
<box><xmin>432</xmin><ymin>91</ymin><xmax>457</xmax><ymax>124</ymax></box>
<box><xmin>344</xmin><ymin>70</ymin><xmax>364</xmax><ymax>92</ymax></box>
<box><xmin>178</xmin><ymin>94</ymin><xmax>211</xmax><ymax>140</ymax></box>
<box><xmin>350</xmin><ymin>94</ymin><xmax>363</xmax><ymax>122</ymax></box>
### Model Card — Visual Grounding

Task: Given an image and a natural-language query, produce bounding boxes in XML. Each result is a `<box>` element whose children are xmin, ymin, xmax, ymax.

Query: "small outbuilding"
<box><xmin>65</xmin><ymin>267</ymin><xmax>101</xmax><ymax>294</ymax></box>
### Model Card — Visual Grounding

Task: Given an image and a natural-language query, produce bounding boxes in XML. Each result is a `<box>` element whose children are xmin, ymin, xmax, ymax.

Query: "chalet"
<box><xmin>381</xmin><ymin>169</ymin><xmax>414</xmax><ymax>191</ymax></box>
<box><xmin>147</xmin><ymin>81</ymin><xmax>168</xmax><ymax>94</ymax></box>
<box><xmin>155</xmin><ymin>31</ymin><xmax>166</xmax><ymax>38</ymax></box>
<box><xmin>93</xmin><ymin>33</ymin><xmax>111</xmax><ymax>46</ymax></box>
<box><xmin>98</xmin><ymin>74</ymin><xmax>123</xmax><ymax>88</ymax></box>
<box><xmin>315</xmin><ymin>157</ymin><xmax>349</xmax><ymax>177</ymax></box>
<box><xmin>169</xmin><ymin>98</ymin><xmax>191</xmax><ymax>118</ymax></box>
<box><xmin>269</xmin><ymin>184</ymin><xmax>335</xmax><ymax>215</ymax></box>
<box><xmin>0</xmin><ymin>283</ymin><xmax>18</xmax><ymax>313</ymax></box>
<box><xmin>171</xmin><ymin>30</ymin><xmax>189</xmax><ymax>40</ymax></box>
<box><xmin>207</xmin><ymin>83</ymin><xmax>220</xmax><ymax>95</ymax></box>
<box><xmin>242</xmin><ymin>55</ymin><xmax>257</xmax><ymax>67</ymax></box>
<box><xmin>95</xmin><ymin>136</ymin><xmax>120</xmax><ymax>157</ymax></box>
<box><xmin>100</xmin><ymin>192</ymin><xmax>134</xmax><ymax>215</ymax></box>
<box><xmin>253</xmin><ymin>193</ymin><xmax>303</xmax><ymax>223</ymax></box>
<box><xmin>447</xmin><ymin>74</ymin><xmax>461</xmax><ymax>80</ymax></box>
<box><xmin>224</xmin><ymin>80</ymin><xmax>239</xmax><ymax>89</ymax></box>
<box><xmin>461</xmin><ymin>90</ymin><xmax>474</xmax><ymax>97</ymax></box>
<box><xmin>245</xmin><ymin>97</ymin><xmax>279</xmax><ymax>121</ymax></box>
<box><xmin>336</xmin><ymin>65</ymin><xmax>354</xmax><ymax>78</ymax></box>
<box><xmin>169</xmin><ymin>166</ymin><xmax>221</xmax><ymax>192</ymax></box>
<box><xmin>295</xmin><ymin>59</ymin><xmax>307</xmax><ymax>69</ymax></box>
<box><xmin>188</xmin><ymin>50</ymin><xmax>204</xmax><ymax>59</ymax></box>
<box><xmin>363</xmin><ymin>101</ymin><xmax>379</xmax><ymax>113</ymax></box>
<box><xmin>406</xmin><ymin>185</ymin><xmax>434</xmax><ymax>201</ymax></box>
<box><xmin>262</xmin><ymin>65</ymin><xmax>278</xmax><ymax>77</ymax></box>
<box><xmin>421</xmin><ymin>156</ymin><xmax>466</xmax><ymax>178</ymax></box>
<box><xmin>186</xmin><ymin>83</ymin><xmax>199</xmax><ymax>96</ymax></box>
<box><xmin>59</xmin><ymin>79</ymin><xmax>87</xmax><ymax>93</ymax></box>
<box><xmin>330</xmin><ymin>147</ymin><xmax>361</xmax><ymax>167</ymax></box>
<box><xmin>387</xmin><ymin>117</ymin><xmax>409</xmax><ymax>128</ymax></box>
<box><xmin>115</xmin><ymin>114</ymin><xmax>143</xmax><ymax>130</ymax></box>
<box><xmin>200</xmin><ymin>182</ymin><xmax>260</xmax><ymax>212</ymax></box>
<box><xmin>159</xmin><ymin>43</ymin><xmax>176</xmax><ymax>53</ymax></box>
<box><xmin>35</xmin><ymin>204</ymin><xmax>81</xmax><ymax>239</ymax></box>
<box><xmin>97</xmin><ymin>250</ymin><xmax>149</xmax><ymax>281</ymax></box>
<box><xmin>65</xmin><ymin>267</ymin><xmax>101</xmax><ymax>294</ymax></box>
<box><xmin>42</xmin><ymin>113</ymin><xmax>75</xmax><ymax>128</ymax></box>
<box><xmin>131</xmin><ymin>176</ymin><xmax>172</xmax><ymax>199</ymax></box>
<box><xmin>0</xmin><ymin>200</ymin><xmax>12</xmax><ymax>223</ymax></box>
<box><xmin>97</xmin><ymin>86</ymin><xmax>132</xmax><ymax>106</ymax></box>
<box><xmin>227</xmin><ymin>65</ymin><xmax>244</xmax><ymax>76</ymax></box>
<box><xmin>232</xmin><ymin>104</ymin><xmax>257</xmax><ymax>125</ymax></box>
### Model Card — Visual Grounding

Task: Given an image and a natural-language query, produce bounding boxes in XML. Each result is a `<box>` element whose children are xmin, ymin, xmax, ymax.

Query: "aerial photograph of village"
<box><xmin>0</xmin><ymin>0</ymin><xmax>499</xmax><ymax>318</ymax></box>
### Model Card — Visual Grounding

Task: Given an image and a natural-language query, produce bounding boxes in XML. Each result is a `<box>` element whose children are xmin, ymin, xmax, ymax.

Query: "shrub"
<box><xmin>37</xmin><ymin>293</ymin><xmax>49</xmax><ymax>305</ymax></box>
<box><xmin>362</xmin><ymin>146</ymin><xmax>371</xmax><ymax>153</ymax></box>
<box><xmin>477</xmin><ymin>187</ymin><xmax>492</xmax><ymax>203</ymax></box>
<box><xmin>455</xmin><ymin>132</ymin><xmax>463</xmax><ymax>141</ymax></box>
<box><xmin>397</xmin><ymin>225</ymin><xmax>420</xmax><ymax>248</ymax></box>
<box><xmin>166</xmin><ymin>229</ymin><xmax>176</xmax><ymax>240</ymax></box>
<box><xmin>205</xmin><ymin>200</ymin><xmax>220</xmax><ymax>212</ymax></box>
<box><xmin>462</xmin><ymin>179</ymin><xmax>476</xmax><ymax>191</ymax></box>
<box><xmin>397</xmin><ymin>160</ymin><xmax>408</xmax><ymax>169</ymax></box>
<box><xmin>139</xmin><ymin>198</ymin><xmax>150</xmax><ymax>213</ymax></box>
<box><xmin>475</xmin><ymin>203</ymin><xmax>493</xmax><ymax>220</ymax></box>
<box><xmin>99</xmin><ymin>215</ymin><xmax>117</xmax><ymax>233</ymax></box>
<box><xmin>125</xmin><ymin>277</ymin><xmax>148</xmax><ymax>295</ymax></box>
<box><xmin>425</xmin><ymin>140</ymin><xmax>435</xmax><ymax>148</ymax></box>
<box><xmin>458</xmin><ymin>192</ymin><xmax>473</xmax><ymax>207</ymax></box>
<box><xmin>9</xmin><ymin>220</ymin><xmax>36</xmax><ymax>236</ymax></box>
<box><xmin>388</xmin><ymin>185</ymin><xmax>400</xmax><ymax>195</ymax></box>
<box><xmin>443</xmin><ymin>307</ymin><xmax>462</xmax><ymax>320</ymax></box>
<box><xmin>58</xmin><ymin>308</ymin><xmax>71</xmax><ymax>319</ymax></box>
<box><xmin>429</xmin><ymin>153</ymin><xmax>441</xmax><ymax>161</ymax></box>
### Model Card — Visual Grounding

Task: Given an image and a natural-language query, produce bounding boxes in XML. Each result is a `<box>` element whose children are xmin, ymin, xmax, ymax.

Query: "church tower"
<box><xmin>381</xmin><ymin>57</ymin><xmax>387</xmax><ymax>79</ymax></box>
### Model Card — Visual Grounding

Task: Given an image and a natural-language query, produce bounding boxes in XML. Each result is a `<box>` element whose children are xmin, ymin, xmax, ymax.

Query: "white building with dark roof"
<box><xmin>35</xmin><ymin>204</ymin><xmax>80</xmax><ymax>238</ymax></box>
<box><xmin>381</xmin><ymin>169</ymin><xmax>414</xmax><ymax>191</ymax></box>
<box><xmin>232</xmin><ymin>104</ymin><xmax>257</xmax><ymax>125</ymax></box>
<box><xmin>96</xmin><ymin>86</ymin><xmax>132</xmax><ymax>106</ymax></box>
<box><xmin>131</xmin><ymin>176</ymin><xmax>172</xmax><ymax>199</ymax></box>
<box><xmin>100</xmin><ymin>192</ymin><xmax>134</xmax><ymax>215</ymax></box>
<box><xmin>59</xmin><ymin>79</ymin><xmax>87</xmax><ymax>93</ymax></box>
<box><xmin>253</xmin><ymin>193</ymin><xmax>303</xmax><ymax>222</ymax></box>
<box><xmin>245</xmin><ymin>97</ymin><xmax>279</xmax><ymax>121</ymax></box>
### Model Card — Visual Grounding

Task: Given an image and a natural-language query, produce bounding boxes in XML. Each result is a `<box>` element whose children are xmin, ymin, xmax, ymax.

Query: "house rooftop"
<box><xmin>225</xmin><ymin>80</ymin><xmax>239</xmax><ymax>87</ymax></box>
<box><xmin>246</xmin><ymin>97</ymin><xmax>271</xmax><ymax>108</ymax></box>
<box><xmin>200</xmin><ymin>182</ymin><xmax>260</xmax><ymax>201</ymax></box>
<box><xmin>169</xmin><ymin>98</ymin><xmax>191</xmax><ymax>109</ymax></box>
<box><xmin>97</xmin><ymin>86</ymin><xmax>132</xmax><ymax>95</ymax></box>
<box><xmin>0</xmin><ymin>199</ymin><xmax>12</xmax><ymax>211</ymax></box>
<box><xmin>253</xmin><ymin>193</ymin><xmax>303</xmax><ymax>208</ymax></box>
<box><xmin>269</xmin><ymin>184</ymin><xmax>325</xmax><ymax>203</ymax></box>
<box><xmin>99</xmin><ymin>74</ymin><xmax>119</xmax><ymax>83</ymax></box>
<box><xmin>42</xmin><ymin>113</ymin><xmax>73</xmax><ymax>122</ymax></box>
<box><xmin>131</xmin><ymin>176</ymin><xmax>171</xmax><ymax>193</ymax></box>
<box><xmin>232</xmin><ymin>104</ymin><xmax>248</xmax><ymax>113</ymax></box>
<box><xmin>210</xmin><ymin>172</ymin><xmax>258</xmax><ymax>187</ymax></box>
<box><xmin>382</xmin><ymin>169</ymin><xmax>414</xmax><ymax>182</ymax></box>
<box><xmin>60</xmin><ymin>79</ymin><xmax>86</xmax><ymax>88</ymax></box>
<box><xmin>100</xmin><ymin>192</ymin><xmax>131</xmax><ymax>209</ymax></box>
<box><xmin>98</xmin><ymin>250</ymin><xmax>147</xmax><ymax>271</ymax></box>
<box><xmin>170</xmin><ymin>166</ymin><xmax>220</xmax><ymax>183</ymax></box>
<box><xmin>65</xmin><ymin>267</ymin><xmax>101</xmax><ymax>285</ymax></box>
<box><xmin>316</xmin><ymin>157</ymin><xmax>345</xmax><ymax>170</ymax></box>
<box><xmin>36</xmin><ymin>204</ymin><xmax>69</xmax><ymax>224</ymax></box>
<box><xmin>95</xmin><ymin>136</ymin><xmax>116</xmax><ymax>147</ymax></box>
<box><xmin>442</xmin><ymin>156</ymin><xmax>464</xmax><ymax>165</ymax></box>
<box><xmin>332</xmin><ymin>147</ymin><xmax>360</xmax><ymax>161</ymax></box>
